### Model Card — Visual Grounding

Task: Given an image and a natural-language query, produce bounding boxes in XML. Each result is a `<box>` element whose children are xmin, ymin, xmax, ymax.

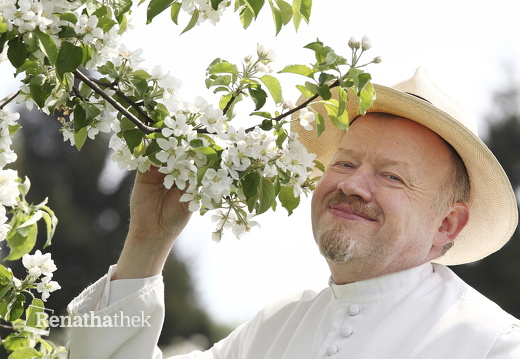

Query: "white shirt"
<box><xmin>67</xmin><ymin>263</ymin><xmax>520</xmax><ymax>358</ymax></box>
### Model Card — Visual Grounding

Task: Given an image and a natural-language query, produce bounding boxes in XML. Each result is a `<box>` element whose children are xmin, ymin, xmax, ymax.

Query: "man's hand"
<box><xmin>112</xmin><ymin>167</ymin><xmax>192</xmax><ymax>279</ymax></box>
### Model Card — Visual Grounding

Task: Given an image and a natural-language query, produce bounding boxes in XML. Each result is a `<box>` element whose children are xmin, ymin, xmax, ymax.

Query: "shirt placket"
<box><xmin>318</xmin><ymin>301</ymin><xmax>363</xmax><ymax>358</ymax></box>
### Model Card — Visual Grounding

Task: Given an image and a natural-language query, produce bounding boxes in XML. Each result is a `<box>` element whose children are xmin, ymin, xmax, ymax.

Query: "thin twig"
<box><xmin>244</xmin><ymin>79</ymin><xmax>340</xmax><ymax>133</ymax></box>
<box><xmin>222</xmin><ymin>91</ymin><xmax>242</xmax><ymax>116</ymax></box>
<box><xmin>0</xmin><ymin>91</ymin><xmax>21</xmax><ymax>110</ymax></box>
<box><xmin>90</xmin><ymin>78</ymin><xmax>154</xmax><ymax>125</ymax></box>
<box><xmin>73</xmin><ymin>70</ymin><xmax>160</xmax><ymax>134</ymax></box>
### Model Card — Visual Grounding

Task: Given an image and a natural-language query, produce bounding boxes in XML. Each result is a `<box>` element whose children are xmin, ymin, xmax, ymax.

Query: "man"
<box><xmin>67</xmin><ymin>68</ymin><xmax>520</xmax><ymax>358</ymax></box>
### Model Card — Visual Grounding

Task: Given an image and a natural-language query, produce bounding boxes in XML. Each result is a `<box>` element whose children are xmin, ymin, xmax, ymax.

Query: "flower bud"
<box><xmin>372</xmin><ymin>56</ymin><xmax>383</xmax><ymax>64</ymax></box>
<box><xmin>361</xmin><ymin>35</ymin><xmax>372</xmax><ymax>50</ymax></box>
<box><xmin>283</xmin><ymin>100</ymin><xmax>296</xmax><ymax>110</ymax></box>
<box><xmin>348</xmin><ymin>37</ymin><xmax>360</xmax><ymax>49</ymax></box>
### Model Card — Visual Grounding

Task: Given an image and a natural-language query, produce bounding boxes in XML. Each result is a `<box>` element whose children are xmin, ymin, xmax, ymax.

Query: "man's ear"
<box><xmin>435</xmin><ymin>203</ymin><xmax>470</xmax><ymax>247</ymax></box>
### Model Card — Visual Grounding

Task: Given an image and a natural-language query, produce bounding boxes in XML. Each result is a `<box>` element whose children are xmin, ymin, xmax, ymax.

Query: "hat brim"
<box><xmin>292</xmin><ymin>85</ymin><xmax>518</xmax><ymax>265</ymax></box>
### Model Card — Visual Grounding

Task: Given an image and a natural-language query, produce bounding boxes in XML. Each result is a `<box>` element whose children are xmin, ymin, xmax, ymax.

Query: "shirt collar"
<box><xmin>329</xmin><ymin>262</ymin><xmax>434</xmax><ymax>300</ymax></box>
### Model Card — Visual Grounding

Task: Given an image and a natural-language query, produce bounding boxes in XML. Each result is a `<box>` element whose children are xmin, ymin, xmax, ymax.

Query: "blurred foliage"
<box><xmin>451</xmin><ymin>82</ymin><xmax>520</xmax><ymax>319</ymax></box>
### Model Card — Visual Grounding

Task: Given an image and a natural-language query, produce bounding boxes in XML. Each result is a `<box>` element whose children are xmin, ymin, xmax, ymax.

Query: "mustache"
<box><xmin>325</xmin><ymin>192</ymin><xmax>382</xmax><ymax>221</ymax></box>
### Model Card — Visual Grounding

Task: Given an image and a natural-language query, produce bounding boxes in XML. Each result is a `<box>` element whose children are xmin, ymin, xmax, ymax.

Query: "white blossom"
<box><xmin>158</xmin><ymin>159</ymin><xmax>197</xmax><ymax>190</ymax></box>
<box><xmin>109</xmin><ymin>134</ymin><xmax>137</xmax><ymax>171</ymax></box>
<box><xmin>198</xmin><ymin>104</ymin><xmax>226</xmax><ymax>134</ymax></box>
<box><xmin>36</xmin><ymin>276</ymin><xmax>61</xmax><ymax>301</ymax></box>
<box><xmin>22</xmin><ymin>250</ymin><xmax>57</xmax><ymax>279</ymax></box>
<box><xmin>0</xmin><ymin>169</ymin><xmax>19</xmax><ymax>206</ymax></box>
<box><xmin>75</xmin><ymin>14</ymin><xmax>104</xmax><ymax>44</ymax></box>
<box><xmin>179</xmin><ymin>189</ymin><xmax>203</xmax><ymax>212</ymax></box>
<box><xmin>112</xmin><ymin>45</ymin><xmax>144</xmax><ymax>68</ymax></box>
<box><xmin>257</xmin><ymin>43</ymin><xmax>276</xmax><ymax>62</ymax></box>
<box><xmin>0</xmin><ymin>205</ymin><xmax>11</xmax><ymax>242</ymax></box>
<box><xmin>201</xmin><ymin>168</ymin><xmax>233</xmax><ymax>200</ymax></box>
<box><xmin>298</xmin><ymin>108</ymin><xmax>316</xmax><ymax>131</ymax></box>
<box><xmin>158</xmin><ymin>73</ymin><xmax>183</xmax><ymax>112</ymax></box>
<box><xmin>161</xmin><ymin>114</ymin><xmax>194</xmax><ymax>138</ymax></box>
<box><xmin>361</xmin><ymin>35</ymin><xmax>372</xmax><ymax>51</ymax></box>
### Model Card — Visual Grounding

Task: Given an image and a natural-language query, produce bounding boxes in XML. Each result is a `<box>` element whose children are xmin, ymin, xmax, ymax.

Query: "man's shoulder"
<box><xmin>432</xmin><ymin>263</ymin><xmax>520</xmax><ymax>328</ymax></box>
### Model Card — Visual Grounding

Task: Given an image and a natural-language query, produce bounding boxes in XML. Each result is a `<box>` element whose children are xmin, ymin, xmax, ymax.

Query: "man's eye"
<box><xmin>385</xmin><ymin>174</ymin><xmax>402</xmax><ymax>182</ymax></box>
<box><xmin>334</xmin><ymin>162</ymin><xmax>354</xmax><ymax>168</ymax></box>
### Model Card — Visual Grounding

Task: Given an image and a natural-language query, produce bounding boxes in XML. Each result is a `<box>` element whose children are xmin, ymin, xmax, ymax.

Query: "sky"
<box><xmin>2</xmin><ymin>0</ymin><xmax>519</xmax><ymax>328</ymax></box>
<box><xmin>121</xmin><ymin>0</ymin><xmax>520</xmax><ymax>326</ymax></box>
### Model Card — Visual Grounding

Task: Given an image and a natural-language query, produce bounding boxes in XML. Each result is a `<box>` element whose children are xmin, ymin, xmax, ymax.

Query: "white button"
<box><xmin>341</xmin><ymin>326</ymin><xmax>353</xmax><ymax>337</ymax></box>
<box><xmin>348</xmin><ymin>304</ymin><xmax>360</xmax><ymax>316</ymax></box>
<box><xmin>326</xmin><ymin>345</ymin><xmax>338</xmax><ymax>356</ymax></box>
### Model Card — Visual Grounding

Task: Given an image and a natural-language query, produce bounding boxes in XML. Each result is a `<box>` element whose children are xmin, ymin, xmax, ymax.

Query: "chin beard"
<box><xmin>315</xmin><ymin>222</ymin><xmax>356</xmax><ymax>263</ymax></box>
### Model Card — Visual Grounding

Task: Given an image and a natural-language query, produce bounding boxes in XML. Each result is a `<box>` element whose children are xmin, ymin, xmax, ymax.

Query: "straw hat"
<box><xmin>292</xmin><ymin>67</ymin><xmax>518</xmax><ymax>265</ymax></box>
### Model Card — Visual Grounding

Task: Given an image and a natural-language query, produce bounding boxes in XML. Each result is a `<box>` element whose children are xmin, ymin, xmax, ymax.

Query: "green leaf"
<box><xmin>57</xmin><ymin>25</ymin><xmax>77</xmax><ymax>38</ymax></box>
<box><xmin>181</xmin><ymin>9</ymin><xmax>199</xmax><ymax>34</ymax></box>
<box><xmin>316</xmin><ymin>84</ymin><xmax>331</xmax><ymax>100</ymax></box>
<box><xmin>170</xmin><ymin>2</ymin><xmax>182</xmax><ymax>24</ymax></box>
<box><xmin>7</xmin><ymin>37</ymin><xmax>27</xmax><ymax>68</ymax></box>
<box><xmin>208</xmin><ymin>60</ymin><xmax>238</xmax><ymax>75</ymax></box>
<box><xmin>356</xmin><ymin>72</ymin><xmax>372</xmax><ymax>93</ymax></box>
<box><xmin>34</xmin><ymin>29</ymin><xmax>58</xmax><ymax>65</ymax></box>
<box><xmin>25</xmin><ymin>298</ymin><xmax>47</xmax><ymax>334</ymax></box>
<box><xmin>279</xmin><ymin>64</ymin><xmax>314</xmax><ymax>77</ymax></box>
<box><xmin>123</xmin><ymin>129</ymin><xmax>145</xmax><ymax>153</ymax></box>
<box><xmin>0</xmin><ymin>33</ymin><xmax>8</xmax><ymax>53</ymax></box>
<box><xmin>57</xmin><ymin>12</ymin><xmax>78</xmax><ymax>23</ymax></box>
<box><xmin>97</xmin><ymin>17</ymin><xmax>117</xmax><ymax>32</ymax></box>
<box><xmin>8</xmin><ymin>347</ymin><xmax>42</xmax><ymax>359</ymax></box>
<box><xmin>337</xmin><ymin>86</ymin><xmax>347</xmax><ymax>117</ymax></box>
<box><xmin>268</xmin><ymin>0</ymin><xmax>283</xmax><ymax>34</ymax></box>
<box><xmin>8</xmin><ymin>294</ymin><xmax>25</xmax><ymax>321</ymax></box>
<box><xmin>275</xmin><ymin>128</ymin><xmax>288</xmax><ymax>148</ymax></box>
<box><xmin>245</xmin><ymin>0</ymin><xmax>265</xmax><ymax>16</ymax></box>
<box><xmin>257</xmin><ymin>178</ymin><xmax>275</xmax><ymax>215</ymax></box>
<box><xmin>259</xmin><ymin>74</ymin><xmax>282</xmax><ymax>104</ymax></box>
<box><xmin>0</xmin><ymin>299</ymin><xmax>8</xmax><ymax>317</ymax></box>
<box><xmin>74</xmin><ymin>126</ymin><xmax>88</xmax><ymax>150</ymax></box>
<box><xmin>259</xmin><ymin>118</ymin><xmax>273</xmax><ymax>130</ymax></box>
<box><xmin>0</xmin><ymin>265</ymin><xmax>13</xmax><ymax>285</ymax></box>
<box><xmin>29</xmin><ymin>76</ymin><xmax>46</xmax><ymax>108</ymax></box>
<box><xmin>320</xmin><ymin>99</ymin><xmax>349</xmax><ymax>131</ymax></box>
<box><xmin>41</xmin><ymin>206</ymin><xmax>58</xmax><ymax>248</ymax></box>
<box><xmin>253</xmin><ymin>112</ymin><xmax>273</xmax><ymax>119</ymax></box>
<box><xmin>239</xmin><ymin>5</ymin><xmax>254</xmax><ymax>28</ymax></box>
<box><xmin>56</xmin><ymin>41</ymin><xmax>83</xmax><ymax>79</ymax></box>
<box><xmin>292</xmin><ymin>0</ymin><xmax>311</xmax><ymax>30</ymax></box>
<box><xmin>147</xmin><ymin>0</ymin><xmax>175</xmax><ymax>24</ymax></box>
<box><xmin>210</xmin><ymin>0</ymin><xmax>226</xmax><ymax>10</ymax></box>
<box><xmin>242</xmin><ymin>172</ymin><xmax>261</xmax><ymax>200</ymax></box>
<box><xmin>295</xmin><ymin>84</ymin><xmax>313</xmax><ymax>98</ymax></box>
<box><xmin>358</xmin><ymin>81</ymin><xmax>375</xmax><ymax>115</ymax></box>
<box><xmin>73</xmin><ymin>103</ymin><xmax>91</xmax><ymax>131</ymax></box>
<box><xmin>276</xmin><ymin>0</ymin><xmax>293</xmax><ymax>25</ymax></box>
<box><xmin>315</xmin><ymin>111</ymin><xmax>325</xmax><ymax>137</ymax></box>
<box><xmin>279</xmin><ymin>185</ymin><xmax>300</xmax><ymax>215</ymax></box>
<box><xmin>112</xmin><ymin>0</ymin><xmax>133</xmax><ymax>23</ymax></box>
<box><xmin>313</xmin><ymin>159</ymin><xmax>325</xmax><ymax>173</ymax></box>
<box><xmin>5</xmin><ymin>223</ymin><xmax>38</xmax><ymax>261</ymax></box>
<box><xmin>248</xmin><ymin>86</ymin><xmax>267</xmax><ymax>110</ymax></box>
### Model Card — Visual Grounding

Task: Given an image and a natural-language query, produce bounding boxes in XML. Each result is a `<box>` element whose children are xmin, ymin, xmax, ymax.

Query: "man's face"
<box><xmin>311</xmin><ymin>113</ymin><xmax>455</xmax><ymax>281</ymax></box>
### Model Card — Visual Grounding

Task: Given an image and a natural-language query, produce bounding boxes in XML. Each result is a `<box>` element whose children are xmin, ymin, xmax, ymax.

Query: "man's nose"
<box><xmin>336</xmin><ymin>166</ymin><xmax>373</xmax><ymax>203</ymax></box>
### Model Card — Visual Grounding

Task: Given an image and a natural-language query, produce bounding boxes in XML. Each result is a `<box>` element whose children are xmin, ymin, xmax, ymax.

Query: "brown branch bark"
<box><xmin>73</xmin><ymin>70</ymin><xmax>160</xmax><ymax>134</ymax></box>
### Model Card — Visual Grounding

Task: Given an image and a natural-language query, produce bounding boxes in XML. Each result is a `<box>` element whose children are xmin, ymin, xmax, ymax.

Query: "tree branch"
<box><xmin>244</xmin><ymin>79</ymin><xmax>340</xmax><ymax>133</ymax></box>
<box><xmin>0</xmin><ymin>91</ymin><xmax>21</xmax><ymax>110</ymax></box>
<box><xmin>73</xmin><ymin>69</ymin><xmax>160</xmax><ymax>134</ymax></box>
<box><xmin>90</xmin><ymin>77</ymin><xmax>154</xmax><ymax>125</ymax></box>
